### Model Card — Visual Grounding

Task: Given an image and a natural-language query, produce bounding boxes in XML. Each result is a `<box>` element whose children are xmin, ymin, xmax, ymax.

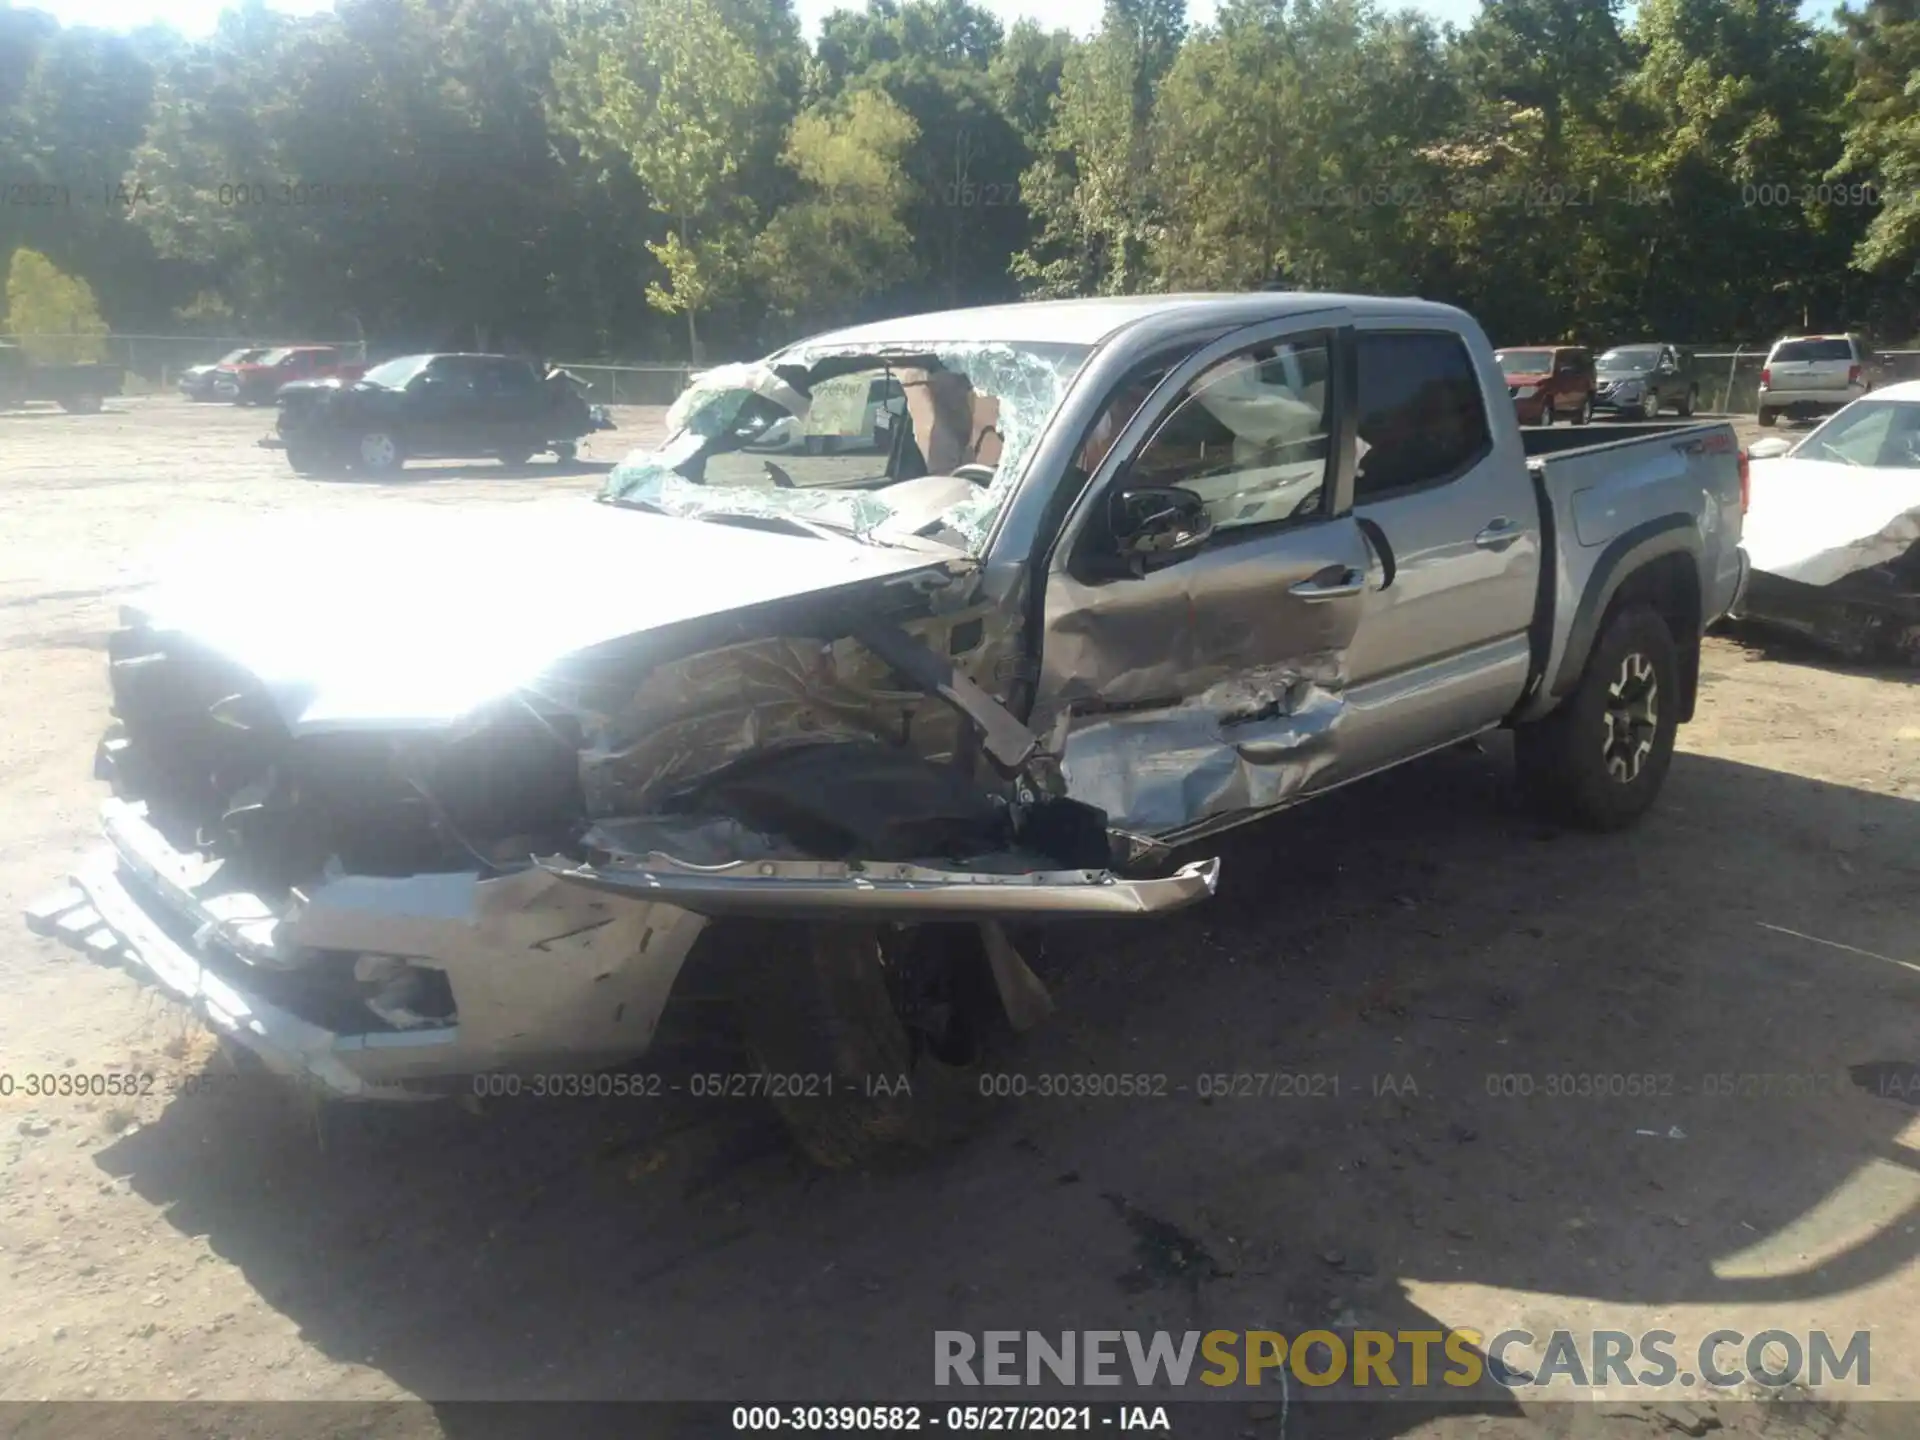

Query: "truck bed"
<box><xmin>1515</xmin><ymin>418</ymin><xmax>1748</xmax><ymax>725</ymax></box>
<box><xmin>1519</xmin><ymin>421</ymin><xmax>1701</xmax><ymax>458</ymax></box>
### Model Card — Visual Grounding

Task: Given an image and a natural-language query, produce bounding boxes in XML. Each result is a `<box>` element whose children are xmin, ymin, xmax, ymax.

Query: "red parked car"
<box><xmin>214</xmin><ymin>346</ymin><xmax>366</xmax><ymax>406</ymax></box>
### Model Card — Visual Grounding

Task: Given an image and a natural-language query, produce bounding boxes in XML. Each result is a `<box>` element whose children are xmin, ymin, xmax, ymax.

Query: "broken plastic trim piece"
<box><xmin>537</xmin><ymin>853</ymin><xmax>1221</xmax><ymax>920</ymax></box>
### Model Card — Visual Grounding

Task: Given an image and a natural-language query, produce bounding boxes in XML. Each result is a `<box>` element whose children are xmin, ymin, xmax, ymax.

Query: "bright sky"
<box><xmin>29</xmin><ymin>0</ymin><xmax>1495</xmax><ymax>42</ymax></box>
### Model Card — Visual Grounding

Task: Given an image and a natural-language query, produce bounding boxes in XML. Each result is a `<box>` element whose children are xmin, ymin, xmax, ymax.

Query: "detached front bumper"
<box><xmin>27</xmin><ymin>791</ymin><xmax>1223</xmax><ymax>1099</ymax></box>
<box><xmin>26</xmin><ymin>798</ymin><xmax>709</xmax><ymax>1099</ymax></box>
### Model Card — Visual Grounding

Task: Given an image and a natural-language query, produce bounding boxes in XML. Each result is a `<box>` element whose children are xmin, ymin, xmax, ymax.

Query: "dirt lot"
<box><xmin>0</xmin><ymin>398</ymin><xmax>1915</xmax><ymax>1437</ymax></box>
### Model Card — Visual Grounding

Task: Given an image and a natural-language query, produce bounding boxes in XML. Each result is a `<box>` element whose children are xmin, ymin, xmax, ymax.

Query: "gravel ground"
<box><xmin>0</xmin><ymin>398</ymin><xmax>1914</xmax><ymax>1438</ymax></box>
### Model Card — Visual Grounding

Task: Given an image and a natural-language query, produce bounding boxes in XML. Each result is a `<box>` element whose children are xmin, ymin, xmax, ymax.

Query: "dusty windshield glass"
<box><xmin>601</xmin><ymin>340</ymin><xmax>1093</xmax><ymax>553</ymax></box>
<box><xmin>360</xmin><ymin>355</ymin><xmax>433</xmax><ymax>389</ymax></box>
<box><xmin>1496</xmin><ymin>350</ymin><xmax>1553</xmax><ymax>375</ymax></box>
<box><xmin>1598</xmin><ymin>347</ymin><xmax>1661</xmax><ymax>371</ymax></box>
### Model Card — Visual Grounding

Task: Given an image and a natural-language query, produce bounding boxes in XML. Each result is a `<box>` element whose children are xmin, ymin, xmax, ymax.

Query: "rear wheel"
<box><xmin>57</xmin><ymin>394</ymin><xmax>103</xmax><ymax>414</ymax></box>
<box><xmin>1536</xmin><ymin>397</ymin><xmax>1553</xmax><ymax>426</ymax></box>
<box><xmin>1515</xmin><ymin>603</ymin><xmax>1680</xmax><ymax>831</ymax></box>
<box><xmin>1757</xmin><ymin>407</ymin><xmax>1777</xmax><ymax>428</ymax></box>
<box><xmin>497</xmin><ymin>449</ymin><xmax>532</xmax><ymax>468</ymax></box>
<box><xmin>1678</xmin><ymin>386</ymin><xmax>1697</xmax><ymax>418</ymax></box>
<box><xmin>1572</xmin><ymin>393</ymin><xmax>1594</xmax><ymax>426</ymax></box>
<box><xmin>552</xmin><ymin>442</ymin><xmax>577</xmax><ymax>464</ymax></box>
<box><xmin>286</xmin><ymin>442</ymin><xmax>322</xmax><ymax>475</ymax></box>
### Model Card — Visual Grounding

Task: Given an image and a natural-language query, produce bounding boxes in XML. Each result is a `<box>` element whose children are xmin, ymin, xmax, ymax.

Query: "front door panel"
<box><xmin>1032</xmin><ymin>314</ymin><xmax>1372</xmax><ymax>841</ymax></box>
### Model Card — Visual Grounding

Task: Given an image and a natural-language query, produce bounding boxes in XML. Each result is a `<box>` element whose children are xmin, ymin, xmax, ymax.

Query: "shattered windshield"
<box><xmin>600</xmin><ymin>341</ymin><xmax>1093</xmax><ymax>553</ymax></box>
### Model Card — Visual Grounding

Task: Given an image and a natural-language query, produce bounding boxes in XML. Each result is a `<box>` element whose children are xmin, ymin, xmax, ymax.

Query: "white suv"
<box><xmin>1757</xmin><ymin>333</ymin><xmax>1874</xmax><ymax>427</ymax></box>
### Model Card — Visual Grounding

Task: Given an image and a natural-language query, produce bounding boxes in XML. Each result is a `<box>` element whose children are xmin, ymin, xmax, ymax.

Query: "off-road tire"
<box><xmin>1514</xmin><ymin>603</ymin><xmax>1680</xmax><ymax>831</ymax></box>
<box><xmin>730</xmin><ymin>922</ymin><xmax>925</xmax><ymax>1169</ymax></box>
<box><xmin>1757</xmin><ymin>407</ymin><xmax>1777</xmax><ymax>428</ymax></box>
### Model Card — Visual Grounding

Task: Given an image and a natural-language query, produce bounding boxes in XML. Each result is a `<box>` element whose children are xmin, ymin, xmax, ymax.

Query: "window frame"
<box><xmin>1059</xmin><ymin>311</ymin><xmax>1359</xmax><ymax>577</ymax></box>
<box><xmin>1350</xmin><ymin>328</ymin><xmax>1496</xmax><ymax>507</ymax></box>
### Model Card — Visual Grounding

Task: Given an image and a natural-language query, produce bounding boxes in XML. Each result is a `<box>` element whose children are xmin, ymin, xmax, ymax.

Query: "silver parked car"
<box><xmin>1757</xmin><ymin>333</ymin><xmax>1875</xmax><ymax>427</ymax></box>
<box><xmin>27</xmin><ymin>292</ymin><xmax>1747</xmax><ymax>1167</ymax></box>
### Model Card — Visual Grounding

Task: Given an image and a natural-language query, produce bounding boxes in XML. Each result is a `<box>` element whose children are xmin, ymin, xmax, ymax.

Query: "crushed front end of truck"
<box><xmin>25</xmin><ymin>346</ymin><xmax>1220</xmax><ymax>1155</ymax></box>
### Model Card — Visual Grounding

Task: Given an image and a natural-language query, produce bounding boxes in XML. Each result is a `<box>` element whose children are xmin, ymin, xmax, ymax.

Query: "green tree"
<box><xmin>1831</xmin><ymin>0</ymin><xmax>1920</xmax><ymax>296</ymax></box>
<box><xmin>1013</xmin><ymin>0</ymin><xmax>1186</xmax><ymax>296</ymax></box>
<box><xmin>1149</xmin><ymin>0</ymin><xmax>1459</xmax><ymax>294</ymax></box>
<box><xmin>4</xmin><ymin>247</ymin><xmax>110</xmax><ymax>360</ymax></box>
<box><xmin>553</xmin><ymin>0</ymin><xmax>799</xmax><ymax>359</ymax></box>
<box><xmin>755</xmin><ymin>86</ymin><xmax>921</xmax><ymax>327</ymax></box>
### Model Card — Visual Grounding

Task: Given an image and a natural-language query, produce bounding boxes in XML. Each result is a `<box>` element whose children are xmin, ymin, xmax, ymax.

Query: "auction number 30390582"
<box><xmin>730</xmin><ymin>1406</ymin><xmax>1173</xmax><ymax>1432</ymax></box>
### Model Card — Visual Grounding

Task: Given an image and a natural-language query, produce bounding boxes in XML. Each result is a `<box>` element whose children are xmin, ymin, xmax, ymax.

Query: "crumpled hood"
<box><xmin>1743</xmin><ymin>459</ymin><xmax>1920</xmax><ymax>585</ymax></box>
<box><xmin>129</xmin><ymin>499</ymin><xmax>956</xmax><ymax>733</ymax></box>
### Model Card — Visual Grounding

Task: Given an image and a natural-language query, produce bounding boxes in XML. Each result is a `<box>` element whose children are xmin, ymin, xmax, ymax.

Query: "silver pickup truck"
<box><xmin>27</xmin><ymin>293</ymin><xmax>1749</xmax><ymax>1165</ymax></box>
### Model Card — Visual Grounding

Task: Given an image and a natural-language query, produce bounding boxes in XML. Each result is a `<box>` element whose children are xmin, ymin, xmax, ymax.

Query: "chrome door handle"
<box><xmin>1474</xmin><ymin>518</ymin><xmax>1522</xmax><ymax>550</ymax></box>
<box><xmin>1289</xmin><ymin>567</ymin><xmax>1366</xmax><ymax>600</ymax></box>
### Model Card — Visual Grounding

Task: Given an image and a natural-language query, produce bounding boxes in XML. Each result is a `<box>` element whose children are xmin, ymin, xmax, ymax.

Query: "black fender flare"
<box><xmin>1551</xmin><ymin>514</ymin><xmax>1703</xmax><ymax>701</ymax></box>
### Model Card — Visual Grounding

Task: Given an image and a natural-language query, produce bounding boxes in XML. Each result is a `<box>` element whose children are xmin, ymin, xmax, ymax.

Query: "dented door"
<box><xmin>1031</xmin><ymin>315</ymin><xmax>1372</xmax><ymax>841</ymax></box>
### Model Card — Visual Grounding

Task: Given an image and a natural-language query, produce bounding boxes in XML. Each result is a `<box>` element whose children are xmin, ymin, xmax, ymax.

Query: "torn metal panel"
<box><xmin>574</xmin><ymin>630</ymin><xmax>973</xmax><ymax>818</ymax></box>
<box><xmin>540</xmin><ymin>850</ymin><xmax>1220</xmax><ymax>920</ymax></box>
<box><xmin>1735</xmin><ymin>561</ymin><xmax>1920</xmax><ymax>665</ymax></box>
<box><xmin>849</xmin><ymin>620</ymin><xmax>1038</xmax><ymax>770</ymax></box>
<box><xmin>1052</xmin><ymin>661</ymin><xmax>1347</xmax><ymax>835</ymax></box>
<box><xmin>73</xmin><ymin>797</ymin><xmax>710</xmax><ymax>1095</ymax></box>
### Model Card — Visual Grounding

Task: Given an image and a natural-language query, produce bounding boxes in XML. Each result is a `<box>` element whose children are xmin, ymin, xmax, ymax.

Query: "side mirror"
<box><xmin>1746</xmin><ymin>436</ymin><xmax>1792</xmax><ymax>460</ymax></box>
<box><xmin>1109</xmin><ymin>483</ymin><xmax>1213</xmax><ymax>565</ymax></box>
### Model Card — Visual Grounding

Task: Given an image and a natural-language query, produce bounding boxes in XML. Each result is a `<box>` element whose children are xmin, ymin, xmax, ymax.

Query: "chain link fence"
<box><xmin>2</xmin><ymin>334</ymin><xmax>694</xmax><ymax>405</ymax></box>
<box><xmin>14</xmin><ymin>331</ymin><xmax>1920</xmax><ymax>416</ymax></box>
<box><xmin>544</xmin><ymin>363</ymin><xmax>693</xmax><ymax>407</ymax></box>
<box><xmin>0</xmin><ymin>333</ymin><xmax>372</xmax><ymax>394</ymax></box>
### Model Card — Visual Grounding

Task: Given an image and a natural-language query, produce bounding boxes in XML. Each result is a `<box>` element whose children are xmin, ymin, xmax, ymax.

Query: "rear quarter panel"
<box><xmin>1519</xmin><ymin>422</ymin><xmax>1744</xmax><ymax>722</ymax></box>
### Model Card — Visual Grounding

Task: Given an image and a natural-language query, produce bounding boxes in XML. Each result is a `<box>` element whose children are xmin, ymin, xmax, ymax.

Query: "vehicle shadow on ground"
<box><xmin>309</xmin><ymin>460</ymin><xmax>617</xmax><ymax>485</ymax></box>
<box><xmin>1715</xmin><ymin>620</ymin><xmax>1920</xmax><ymax>686</ymax></box>
<box><xmin>92</xmin><ymin>743</ymin><xmax>1920</xmax><ymax>1435</ymax></box>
